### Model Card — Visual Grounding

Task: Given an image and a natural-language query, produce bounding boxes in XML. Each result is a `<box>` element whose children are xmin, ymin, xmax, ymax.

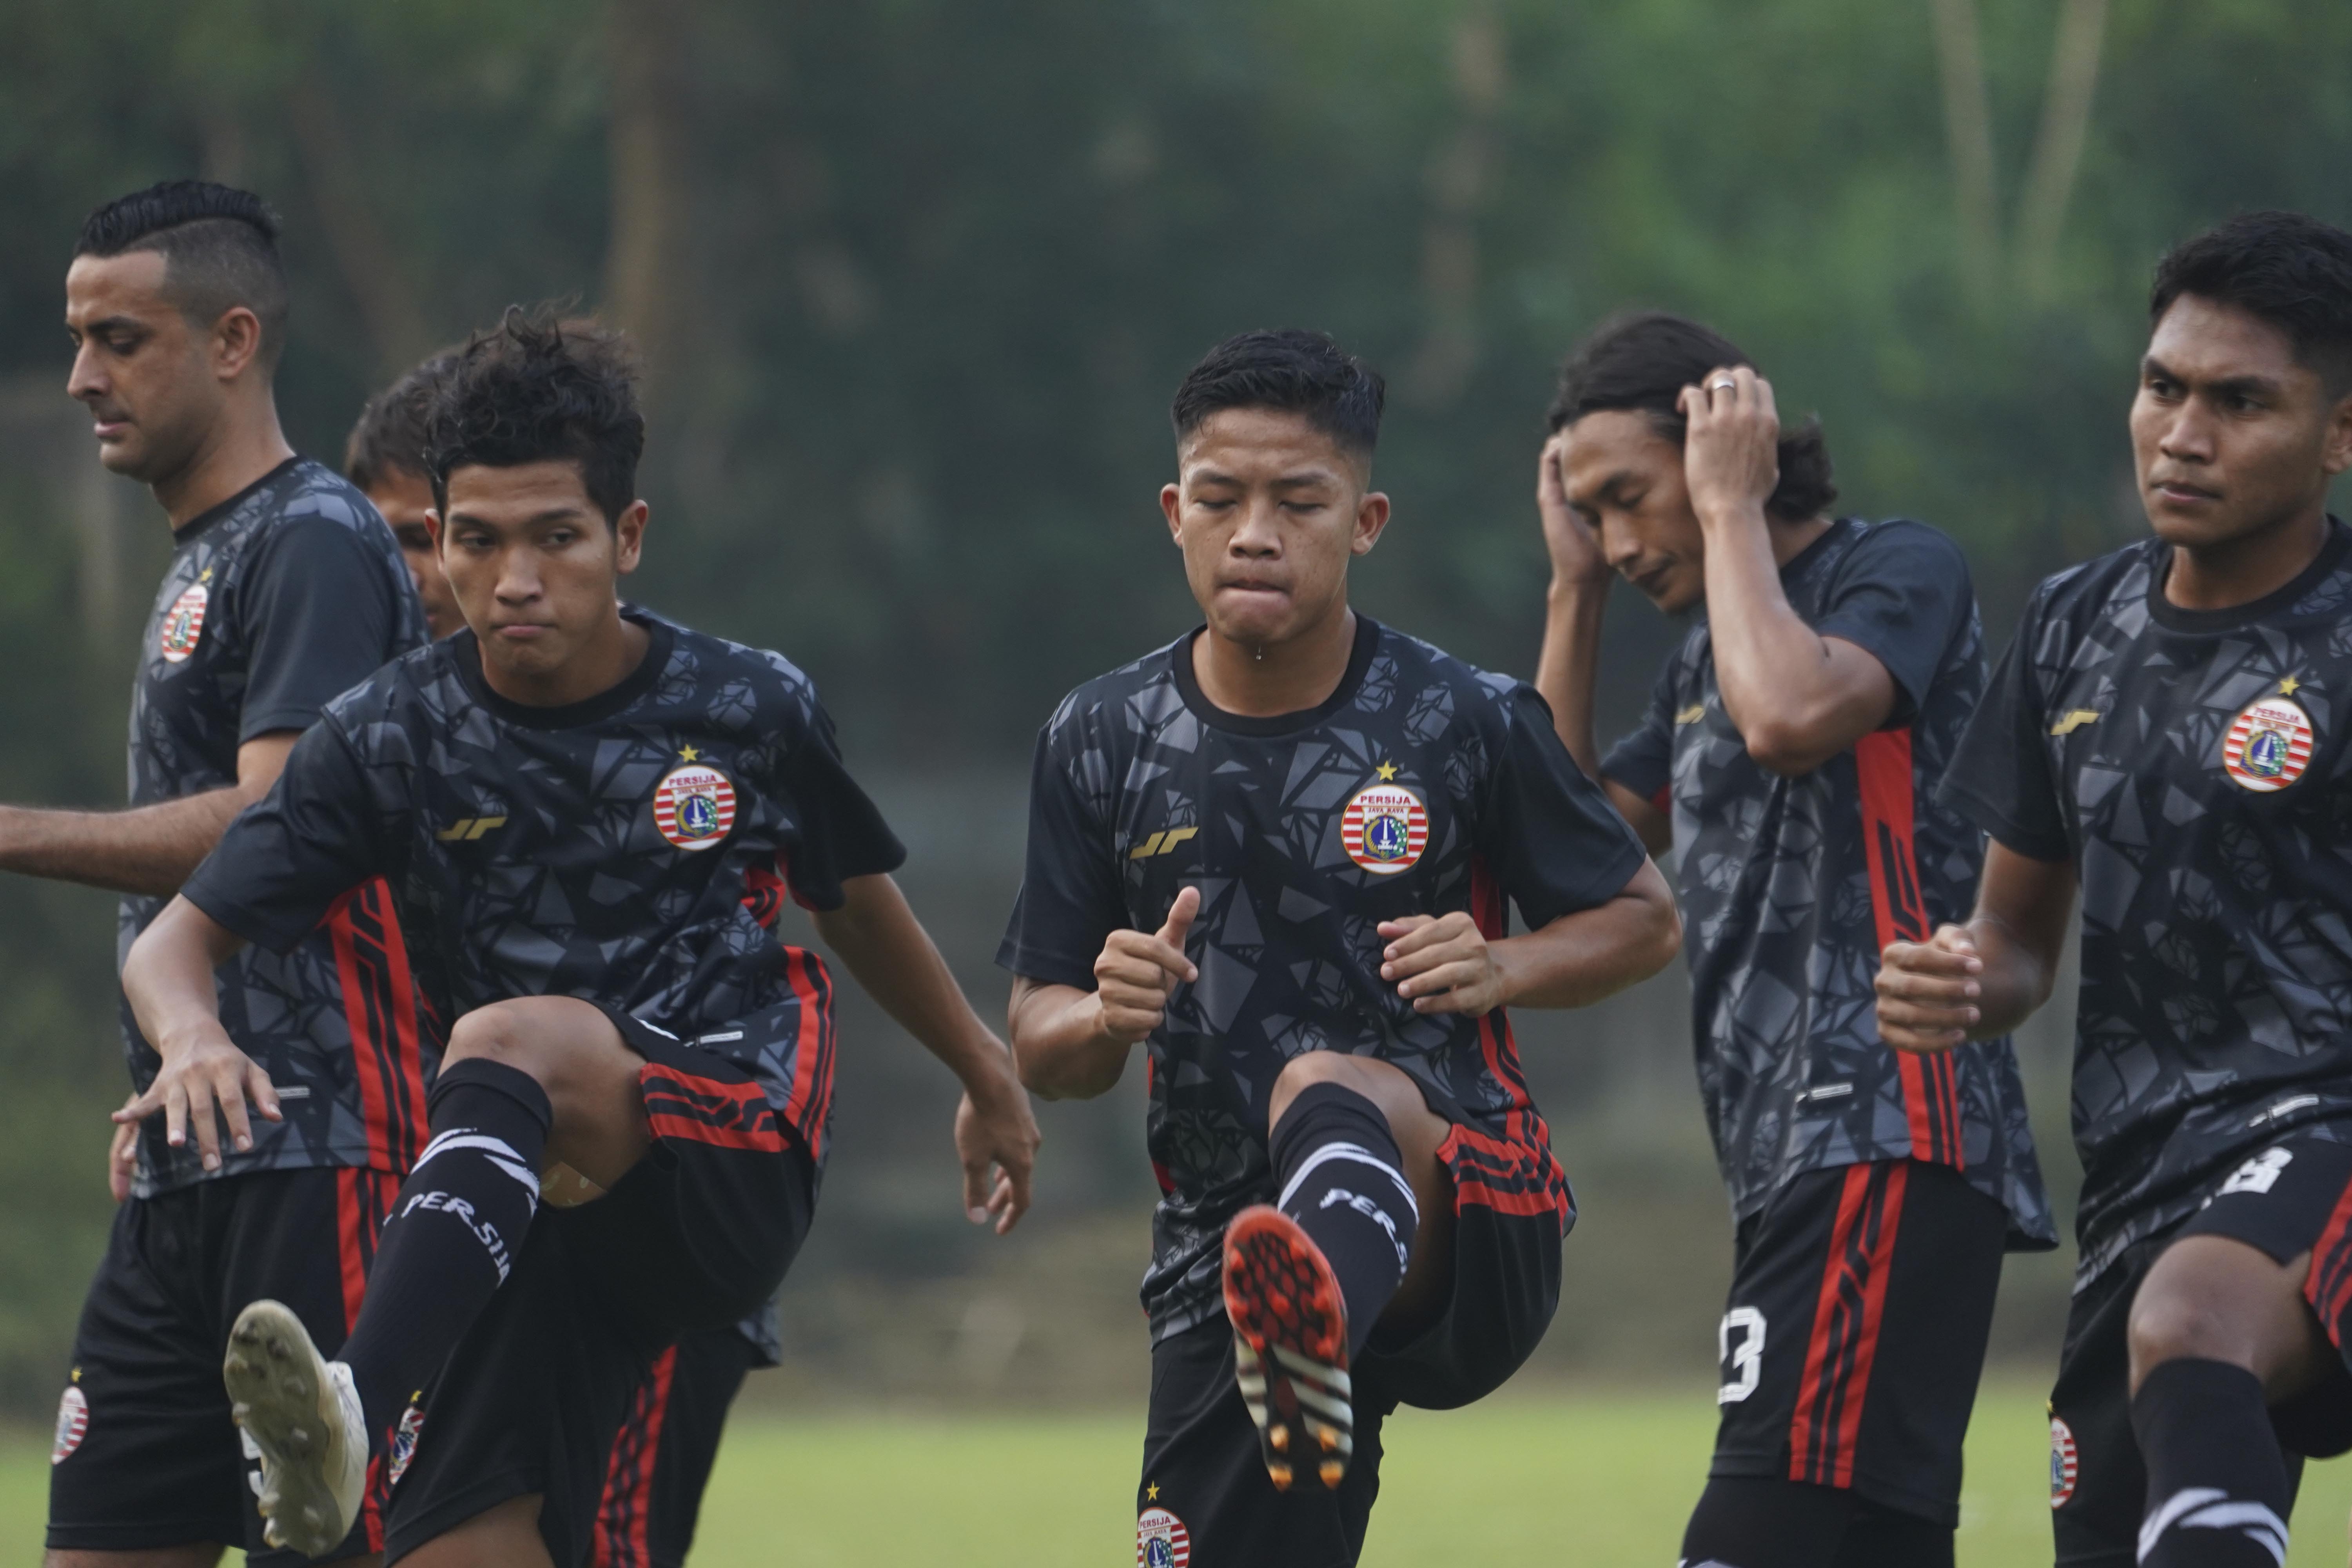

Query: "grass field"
<box><xmin>9</xmin><ymin>1382</ymin><xmax>2352</xmax><ymax>1562</ymax></box>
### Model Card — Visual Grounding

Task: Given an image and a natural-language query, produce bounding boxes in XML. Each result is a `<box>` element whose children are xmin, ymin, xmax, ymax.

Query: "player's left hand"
<box><xmin>1377</xmin><ymin>912</ymin><xmax>1506</xmax><ymax>1016</ymax></box>
<box><xmin>1678</xmin><ymin>365</ymin><xmax>1780</xmax><ymax>527</ymax></box>
<box><xmin>107</xmin><ymin>1096</ymin><xmax>139</xmax><ymax>1203</ymax></box>
<box><xmin>955</xmin><ymin>1066</ymin><xmax>1040</xmax><ymax>1236</ymax></box>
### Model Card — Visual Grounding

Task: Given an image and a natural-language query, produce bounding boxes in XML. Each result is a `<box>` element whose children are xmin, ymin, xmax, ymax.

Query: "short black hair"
<box><xmin>75</xmin><ymin>180</ymin><xmax>289</xmax><ymax>369</ymax></box>
<box><xmin>424</xmin><ymin>307</ymin><xmax>644</xmax><ymax>526</ymax></box>
<box><xmin>1548</xmin><ymin>310</ymin><xmax>1836</xmax><ymax>523</ymax></box>
<box><xmin>1171</xmin><ymin>329</ymin><xmax>1385</xmax><ymax>459</ymax></box>
<box><xmin>345</xmin><ymin>351</ymin><xmax>457</xmax><ymax>494</ymax></box>
<box><xmin>2150</xmin><ymin>211</ymin><xmax>2352</xmax><ymax>395</ymax></box>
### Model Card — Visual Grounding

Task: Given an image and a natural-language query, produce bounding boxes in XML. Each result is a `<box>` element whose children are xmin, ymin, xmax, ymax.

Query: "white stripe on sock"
<box><xmin>1276</xmin><ymin>1142</ymin><xmax>1418</xmax><ymax>1223</ymax></box>
<box><xmin>2139</xmin><ymin>1487</ymin><xmax>2288</xmax><ymax>1566</ymax></box>
<box><xmin>412</xmin><ymin>1130</ymin><xmax>541</xmax><ymax>1201</ymax></box>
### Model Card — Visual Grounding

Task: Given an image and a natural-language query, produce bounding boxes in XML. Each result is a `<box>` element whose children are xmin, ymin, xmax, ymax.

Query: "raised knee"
<box><xmin>2129</xmin><ymin>1286</ymin><xmax>2233</xmax><ymax>1373</ymax></box>
<box><xmin>444</xmin><ymin>1002</ymin><xmax>541</xmax><ymax>1068</ymax></box>
<box><xmin>1274</xmin><ymin>1051</ymin><xmax>1357</xmax><ymax>1097</ymax></box>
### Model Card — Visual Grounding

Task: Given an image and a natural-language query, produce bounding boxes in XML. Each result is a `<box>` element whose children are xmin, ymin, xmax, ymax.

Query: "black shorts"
<box><xmin>590</xmin><ymin>1324</ymin><xmax>762</xmax><ymax>1568</ymax></box>
<box><xmin>384</xmin><ymin>1011</ymin><xmax>815</xmax><ymax>1566</ymax></box>
<box><xmin>2053</xmin><ymin>1134</ymin><xmax>2352</xmax><ymax>1567</ymax></box>
<box><xmin>47</xmin><ymin>1164</ymin><xmax>403</xmax><ymax>1563</ymax></box>
<box><xmin>1706</xmin><ymin>1158</ymin><xmax>2007</xmax><ymax>1528</ymax></box>
<box><xmin>1136</xmin><ymin>1189</ymin><xmax>1561</xmax><ymax>1567</ymax></box>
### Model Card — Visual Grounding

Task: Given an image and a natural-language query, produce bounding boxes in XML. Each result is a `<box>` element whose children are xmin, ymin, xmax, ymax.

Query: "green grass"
<box><xmin>9</xmin><ymin>1383</ymin><xmax>2352</xmax><ymax>1562</ymax></box>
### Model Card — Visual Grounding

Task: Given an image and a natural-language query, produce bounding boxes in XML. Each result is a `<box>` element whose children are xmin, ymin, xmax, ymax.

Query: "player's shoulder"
<box><xmin>1041</xmin><ymin>636</ymin><xmax>1186</xmax><ymax>749</ymax></box>
<box><xmin>650</xmin><ymin>615</ymin><xmax>833</xmax><ymax>739</ymax></box>
<box><xmin>1841</xmin><ymin>515</ymin><xmax>1969</xmax><ymax>575</ymax></box>
<box><xmin>1363</xmin><ymin>619</ymin><xmax>1527</xmax><ymax>730</ymax></box>
<box><xmin>2022</xmin><ymin>536</ymin><xmax>2166</xmax><ymax>633</ymax></box>
<box><xmin>317</xmin><ymin>633</ymin><xmax>455</xmax><ymax>733</ymax></box>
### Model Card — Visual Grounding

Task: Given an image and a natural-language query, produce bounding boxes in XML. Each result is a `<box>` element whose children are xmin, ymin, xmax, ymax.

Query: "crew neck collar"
<box><xmin>2147</xmin><ymin>515</ymin><xmax>2349</xmax><ymax>634</ymax></box>
<box><xmin>453</xmin><ymin>605</ymin><xmax>672</xmax><ymax>730</ymax></box>
<box><xmin>1170</xmin><ymin>613</ymin><xmax>1382</xmax><ymax>737</ymax></box>
<box><xmin>172</xmin><ymin>456</ymin><xmax>303</xmax><ymax>543</ymax></box>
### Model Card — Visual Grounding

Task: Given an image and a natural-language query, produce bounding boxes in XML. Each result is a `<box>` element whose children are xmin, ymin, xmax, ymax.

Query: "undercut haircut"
<box><xmin>345</xmin><ymin>352</ymin><xmax>458</xmax><ymax>494</ymax></box>
<box><xmin>1549</xmin><ymin>310</ymin><xmax>1837</xmax><ymax>523</ymax></box>
<box><xmin>1172</xmin><ymin>329</ymin><xmax>1385</xmax><ymax>459</ymax></box>
<box><xmin>75</xmin><ymin>180</ymin><xmax>289</xmax><ymax>369</ymax></box>
<box><xmin>424</xmin><ymin>307</ymin><xmax>643</xmax><ymax>526</ymax></box>
<box><xmin>2151</xmin><ymin>211</ymin><xmax>2352</xmax><ymax>396</ymax></box>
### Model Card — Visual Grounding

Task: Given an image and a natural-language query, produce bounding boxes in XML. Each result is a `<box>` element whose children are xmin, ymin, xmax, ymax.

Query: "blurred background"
<box><xmin>0</xmin><ymin>0</ymin><xmax>2347</xmax><ymax>1425</ymax></box>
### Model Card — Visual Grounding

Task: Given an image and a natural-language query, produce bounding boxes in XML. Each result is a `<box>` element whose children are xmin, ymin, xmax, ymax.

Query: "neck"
<box><xmin>2165</xmin><ymin>503</ymin><xmax>2331</xmax><ymax>612</ymax></box>
<box><xmin>1191</xmin><ymin>601</ymin><xmax>1357</xmax><ymax>718</ymax></box>
<box><xmin>476</xmin><ymin>605</ymin><xmax>652</xmax><ymax>709</ymax></box>
<box><xmin>152</xmin><ymin>394</ymin><xmax>297</xmax><ymax>529</ymax></box>
<box><xmin>1767</xmin><ymin>512</ymin><xmax>1834</xmax><ymax>568</ymax></box>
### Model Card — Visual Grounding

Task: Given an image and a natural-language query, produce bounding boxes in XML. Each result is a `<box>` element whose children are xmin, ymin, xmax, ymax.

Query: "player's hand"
<box><xmin>1091</xmin><ymin>885</ymin><xmax>1200</xmax><ymax>1047</ymax></box>
<box><xmin>113</xmin><ymin>1023</ymin><xmax>282</xmax><ymax>1172</ymax></box>
<box><xmin>1537</xmin><ymin>431</ymin><xmax>1610</xmax><ymax>590</ymax></box>
<box><xmin>1679</xmin><ymin>365</ymin><xmax>1780</xmax><ymax>528</ymax></box>
<box><xmin>955</xmin><ymin>1065</ymin><xmax>1040</xmax><ymax>1236</ymax></box>
<box><xmin>1874</xmin><ymin>925</ymin><xmax>1984</xmax><ymax>1053</ymax></box>
<box><xmin>1378</xmin><ymin>912</ymin><xmax>1506</xmax><ymax>1016</ymax></box>
<box><xmin>108</xmin><ymin>1096</ymin><xmax>139</xmax><ymax>1203</ymax></box>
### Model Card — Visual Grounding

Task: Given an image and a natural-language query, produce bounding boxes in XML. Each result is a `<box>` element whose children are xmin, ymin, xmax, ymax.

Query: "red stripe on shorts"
<box><xmin>1788</xmin><ymin>1160</ymin><xmax>1908</xmax><ymax>1488</ymax></box>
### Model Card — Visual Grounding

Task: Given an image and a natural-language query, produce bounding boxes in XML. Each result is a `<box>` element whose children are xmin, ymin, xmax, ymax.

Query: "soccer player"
<box><xmin>346</xmin><ymin>353</ymin><xmax>464</xmax><ymax>642</ymax></box>
<box><xmin>118</xmin><ymin>308</ymin><xmax>1040</xmax><ymax>1565</ymax></box>
<box><xmin>1877</xmin><ymin>212</ymin><xmax>2352</xmax><ymax>1567</ymax></box>
<box><xmin>1001</xmin><ymin>328</ymin><xmax>1681</xmax><ymax>1563</ymax></box>
<box><xmin>6</xmin><ymin>180</ymin><xmax>430</xmax><ymax>1568</ymax></box>
<box><xmin>345</xmin><ymin>352</ymin><xmax>762</xmax><ymax>1568</ymax></box>
<box><xmin>1534</xmin><ymin>312</ymin><xmax>2054</xmax><ymax>1567</ymax></box>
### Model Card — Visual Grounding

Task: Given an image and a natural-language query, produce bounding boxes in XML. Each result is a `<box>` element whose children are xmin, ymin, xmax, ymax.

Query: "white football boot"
<box><xmin>224</xmin><ymin>1299</ymin><xmax>369</xmax><ymax>1556</ymax></box>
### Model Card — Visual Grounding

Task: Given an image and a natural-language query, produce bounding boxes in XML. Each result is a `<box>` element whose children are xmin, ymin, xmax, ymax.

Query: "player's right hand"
<box><xmin>1874</xmin><ymin>924</ymin><xmax>1984</xmax><ymax>1053</ymax></box>
<box><xmin>1092</xmin><ymin>885</ymin><xmax>1200</xmax><ymax>1046</ymax></box>
<box><xmin>113</xmin><ymin>1024</ymin><xmax>283</xmax><ymax>1172</ymax></box>
<box><xmin>1536</xmin><ymin>431</ymin><xmax>1610</xmax><ymax>589</ymax></box>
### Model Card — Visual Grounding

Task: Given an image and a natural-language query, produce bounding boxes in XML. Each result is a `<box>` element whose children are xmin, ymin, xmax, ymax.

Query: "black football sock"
<box><xmin>2132</xmin><ymin>1358</ymin><xmax>2291</xmax><ymax>1567</ymax></box>
<box><xmin>1269</xmin><ymin>1082</ymin><xmax>1419</xmax><ymax>1361</ymax></box>
<box><xmin>1679</xmin><ymin>1475</ymin><xmax>1856</xmax><ymax>1568</ymax></box>
<box><xmin>338</xmin><ymin>1057</ymin><xmax>551</xmax><ymax>1444</ymax></box>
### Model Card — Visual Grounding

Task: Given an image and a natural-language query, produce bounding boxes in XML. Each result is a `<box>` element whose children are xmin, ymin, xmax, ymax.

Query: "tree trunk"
<box><xmin>287</xmin><ymin>73</ymin><xmax>436</xmax><ymax>377</ymax></box>
<box><xmin>1403</xmin><ymin>2</ymin><xmax>1505</xmax><ymax>410</ymax></box>
<box><xmin>1928</xmin><ymin>0</ymin><xmax>2002</xmax><ymax>315</ymax></box>
<box><xmin>2015</xmin><ymin>0</ymin><xmax>2107</xmax><ymax>303</ymax></box>
<box><xmin>604</xmin><ymin>0</ymin><xmax>693</xmax><ymax>408</ymax></box>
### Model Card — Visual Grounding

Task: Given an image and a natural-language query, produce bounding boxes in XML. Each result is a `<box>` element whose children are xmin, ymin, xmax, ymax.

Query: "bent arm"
<box><xmin>1876</xmin><ymin>841</ymin><xmax>2076</xmax><ymax>1051</ymax></box>
<box><xmin>1700</xmin><ymin>522</ymin><xmax>1895</xmax><ymax>775</ymax></box>
<box><xmin>813</xmin><ymin>873</ymin><xmax>1025</xmax><ymax>1097</ymax></box>
<box><xmin>0</xmin><ymin>731</ymin><xmax>298</xmax><ymax>897</ymax></box>
<box><xmin>1007</xmin><ymin>977</ymin><xmax>1131</xmax><ymax>1102</ymax></box>
<box><xmin>1495</xmin><ymin>856</ymin><xmax>1682</xmax><ymax>1009</ymax></box>
<box><xmin>1536</xmin><ymin>578</ymin><xmax>1672</xmax><ymax>854</ymax></box>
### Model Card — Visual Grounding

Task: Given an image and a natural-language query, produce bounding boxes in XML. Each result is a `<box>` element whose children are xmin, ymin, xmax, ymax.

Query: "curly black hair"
<box><xmin>345</xmin><ymin>350</ymin><xmax>457</xmax><ymax>492</ymax></box>
<box><xmin>1548</xmin><ymin>310</ymin><xmax>1836</xmax><ymax>523</ymax></box>
<box><xmin>1172</xmin><ymin>328</ymin><xmax>1385</xmax><ymax>459</ymax></box>
<box><xmin>75</xmin><ymin>179</ymin><xmax>289</xmax><ymax>367</ymax></box>
<box><xmin>423</xmin><ymin>307</ymin><xmax>644</xmax><ymax>524</ymax></box>
<box><xmin>2152</xmin><ymin>211</ymin><xmax>2352</xmax><ymax>395</ymax></box>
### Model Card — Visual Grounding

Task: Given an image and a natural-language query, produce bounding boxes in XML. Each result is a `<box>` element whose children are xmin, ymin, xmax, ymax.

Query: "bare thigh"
<box><xmin>2128</xmin><ymin>1233</ymin><xmax>2334</xmax><ymax>1399</ymax></box>
<box><xmin>396</xmin><ymin>1494</ymin><xmax>549</xmax><ymax>1568</ymax></box>
<box><xmin>441</xmin><ymin>997</ymin><xmax>651</xmax><ymax>1191</ymax></box>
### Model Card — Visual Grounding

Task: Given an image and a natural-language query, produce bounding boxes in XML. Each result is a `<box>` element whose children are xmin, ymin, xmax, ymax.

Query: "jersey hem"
<box><xmin>130</xmin><ymin>1141</ymin><xmax>400</xmax><ymax>1200</ymax></box>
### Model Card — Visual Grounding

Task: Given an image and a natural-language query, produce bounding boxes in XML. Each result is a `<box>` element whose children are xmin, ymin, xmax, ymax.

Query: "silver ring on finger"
<box><xmin>1709</xmin><ymin>378</ymin><xmax>1737</xmax><ymax>394</ymax></box>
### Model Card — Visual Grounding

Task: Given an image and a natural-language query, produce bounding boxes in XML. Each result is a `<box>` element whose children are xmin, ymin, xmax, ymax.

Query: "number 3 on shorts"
<box><xmin>1717</xmin><ymin>1306</ymin><xmax>1766</xmax><ymax>1405</ymax></box>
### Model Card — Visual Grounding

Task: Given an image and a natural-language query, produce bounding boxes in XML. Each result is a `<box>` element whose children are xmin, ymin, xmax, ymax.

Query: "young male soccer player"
<box><xmin>120</xmin><ymin>308</ymin><xmax>1040</xmax><ymax>1565</ymax></box>
<box><xmin>1535</xmin><ymin>312</ymin><xmax>2053</xmax><ymax>1566</ymax></box>
<box><xmin>1001</xmin><ymin>329</ymin><xmax>1681</xmax><ymax>1563</ymax></box>
<box><xmin>1878</xmin><ymin>212</ymin><xmax>2352</xmax><ymax>1566</ymax></box>
<box><xmin>9</xmin><ymin>180</ymin><xmax>429</xmax><ymax>1568</ymax></box>
<box><xmin>345</xmin><ymin>354</ymin><xmax>760</xmax><ymax>1568</ymax></box>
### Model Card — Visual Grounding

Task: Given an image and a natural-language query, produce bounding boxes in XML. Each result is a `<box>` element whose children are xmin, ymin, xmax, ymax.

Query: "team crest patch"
<box><xmin>158</xmin><ymin>581</ymin><xmax>209</xmax><ymax>663</ymax></box>
<box><xmin>2222</xmin><ymin>695</ymin><xmax>2315</xmax><ymax>791</ymax></box>
<box><xmin>51</xmin><ymin>1385</ymin><xmax>87</xmax><ymax>1465</ymax></box>
<box><xmin>1136</xmin><ymin>1506</ymin><xmax>1191</xmax><ymax>1567</ymax></box>
<box><xmin>388</xmin><ymin>1402</ymin><xmax>425</xmax><ymax>1486</ymax></box>
<box><xmin>1341</xmin><ymin>782</ymin><xmax>1428</xmax><ymax>876</ymax></box>
<box><xmin>2049</xmin><ymin>1414</ymin><xmax>2078</xmax><ymax>1509</ymax></box>
<box><xmin>653</xmin><ymin>762</ymin><xmax>737</xmax><ymax>851</ymax></box>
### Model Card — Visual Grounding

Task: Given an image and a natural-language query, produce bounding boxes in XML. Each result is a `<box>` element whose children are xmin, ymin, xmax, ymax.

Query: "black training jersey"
<box><xmin>1602</xmin><ymin>519</ymin><xmax>2053</xmax><ymax>1248</ymax></box>
<box><xmin>1946</xmin><ymin>520</ymin><xmax>2352</xmax><ymax>1285</ymax></box>
<box><xmin>124</xmin><ymin>458</ymin><xmax>430</xmax><ymax>1196</ymax></box>
<box><xmin>182</xmin><ymin>609</ymin><xmax>904</xmax><ymax>1167</ymax></box>
<box><xmin>998</xmin><ymin>615</ymin><xmax>1650</xmax><ymax>1341</ymax></box>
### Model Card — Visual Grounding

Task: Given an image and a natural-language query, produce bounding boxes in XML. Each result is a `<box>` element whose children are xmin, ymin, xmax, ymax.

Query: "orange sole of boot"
<box><xmin>1221</xmin><ymin>1205</ymin><xmax>1353</xmax><ymax>1490</ymax></box>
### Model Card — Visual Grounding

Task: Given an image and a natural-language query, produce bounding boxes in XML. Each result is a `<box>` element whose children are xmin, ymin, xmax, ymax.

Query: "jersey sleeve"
<box><xmin>182</xmin><ymin>720</ymin><xmax>399</xmax><ymax>953</ymax></box>
<box><xmin>1937</xmin><ymin>599</ymin><xmax>2073</xmax><ymax>863</ymax></box>
<box><xmin>1811</xmin><ymin>521</ymin><xmax>1973</xmax><ymax>726</ymax></box>
<box><xmin>235</xmin><ymin>515</ymin><xmax>406</xmax><ymax>741</ymax></box>
<box><xmin>1597</xmin><ymin>658</ymin><xmax>1677</xmax><ymax>812</ymax></box>
<box><xmin>773</xmin><ymin>699</ymin><xmax>907</xmax><ymax>913</ymax></box>
<box><xmin>1481</xmin><ymin>684</ymin><xmax>1651</xmax><ymax>931</ymax></box>
<box><xmin>995</xmin><ymin>718</ymin><xmax>1127</xmax><ymax>990</ymax></box>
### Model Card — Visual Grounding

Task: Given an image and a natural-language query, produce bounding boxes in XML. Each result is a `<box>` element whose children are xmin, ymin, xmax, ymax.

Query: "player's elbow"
<box><xmin>1741</xmin><ymin>719</ymin><xmax>1840</xmax><ymax>778</ymax></box>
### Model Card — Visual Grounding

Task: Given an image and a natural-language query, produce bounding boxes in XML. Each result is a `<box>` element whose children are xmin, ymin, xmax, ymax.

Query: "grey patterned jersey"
<box><xmin>1602</xmin><ymin>519</ymin><xmax>2053</xmax><ymax>1249</ymax></box>
<box><xmin>1946</xmin><ymin>521</ymin><xmax>2352</xmax><ymax>1286</ymax></box>
<box><xmin>123</xmin><ymin>458</ymin><xmax>432</xmax><ymax>1196</ymax></box>
<box><xmin>999</xmin><ymin>616</ymin><xmax>1651</xmax><ymax>1341</ymax></box>
<box><xmin>183</xmin><ymin>609</ymin><xmax>903</xmax><ymax>1166</ymax></box>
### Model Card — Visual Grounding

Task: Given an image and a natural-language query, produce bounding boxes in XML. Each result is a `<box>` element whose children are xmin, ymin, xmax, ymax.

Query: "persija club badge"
<box><xmin>653</xmin><ymin>757</ymin><xmax>736</xmax><ymax>851</ymax></box>
<box><xmin>2049</xmin><ymin>1414</ymin><xmax>2078</xmax><ymax>1508</ymax></box>
<box><xmin>51</xmin><ymin>1384</ymin><xmax>87</xmax><ymax>1465</ymax></box>
<box><xmin>158</xmin><ymin>581</ymin><xmax>209</xmax><ymax>663</ymax></box>
<box><xmin>2222</xmin><ymin>693</ymin><xmax>2314</xmax><ymax>792</ymax></box>
<box><xmin>1136</xmin><ymin>1507</ymin><xmax>1191</xmax><ymax>1567</ymax></box>
<box><xmin>1341</xmin><ymin>779</ymin><xmax>1428</xmax><ymax>875</ymax></box>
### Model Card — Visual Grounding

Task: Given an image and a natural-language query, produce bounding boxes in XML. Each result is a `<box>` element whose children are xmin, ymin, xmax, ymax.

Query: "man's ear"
<box><xmin>211</xmin><ymin>306</ymin><xmax>266</xmax><ymax>383</ymax></box>
<box><xmin>1350</xmin><ymin>491</ymin><xmax>1392</xmax><ymax>557</ymax></box>
<box><xmin>1160</xmin><ymin>482</ymin><xmax>1183</xmax><ymax>545</ymax></box>
<box><xmin>2325</xmin><ymin>388</ymin><xmax>2352</xmax><ymax>479</ymax></box>
<box><xmin>613</xmin><ymin>500</ymin><xmax>651</xmax><ymax>575</ymax></box>
<box><xmin>425</xmin><ymin>510</ymin><xmax>444</xmax><ymax>552</ymax></box>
